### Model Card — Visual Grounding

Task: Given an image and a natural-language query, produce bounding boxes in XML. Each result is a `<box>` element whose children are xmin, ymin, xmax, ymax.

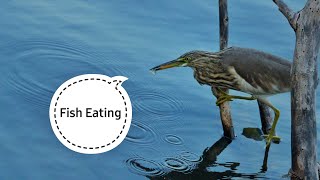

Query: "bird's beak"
<box><xmin>150</xmin><ymin>59</ymin><xmax>185</xmax><ymax>73</ymax></box>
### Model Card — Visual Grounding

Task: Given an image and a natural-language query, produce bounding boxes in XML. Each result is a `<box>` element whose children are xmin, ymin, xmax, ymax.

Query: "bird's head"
<box><xmin>150</xmin><ymin>51</ymin><xmax>207</xmax><ymax>73</ymax></box>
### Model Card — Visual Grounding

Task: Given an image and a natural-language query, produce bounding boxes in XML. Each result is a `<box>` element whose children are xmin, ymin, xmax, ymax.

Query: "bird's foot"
<box><xmin>216</xmin><ymin>94</ymin><xmax>233</xmax><ymax>106</ymax></box>
<box><xmin>262</xmin><ymin>134</ymin><xmax>281</xmax><ymax>146</ymax></box>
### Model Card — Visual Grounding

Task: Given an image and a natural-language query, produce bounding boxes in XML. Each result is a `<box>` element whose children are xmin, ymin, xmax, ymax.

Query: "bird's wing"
<box><xmin>221</xmin><ymin>47</ymin><xmax>291</xmax><ymax>94</ymax></box>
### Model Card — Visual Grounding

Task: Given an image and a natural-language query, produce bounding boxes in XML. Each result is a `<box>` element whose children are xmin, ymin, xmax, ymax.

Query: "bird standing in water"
<box><xmin>150</xmin><ymin>47</ymin><xmax>291</xmax><ymax>146</ymax></box>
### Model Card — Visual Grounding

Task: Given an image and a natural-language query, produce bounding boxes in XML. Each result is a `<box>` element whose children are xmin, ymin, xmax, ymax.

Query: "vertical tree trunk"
<box><xmin>273</xmin><ymin>0</ymin><xmax>320</xmax><ymax>179</ymax></box>
<box><xmin>291</xmin><ymin>2</ymin><xmax>320</xmax><ymax>178</ymax></box>
<box><xmin>212</xmin><ymin>0</ymin><xmax>235</xmax><ymax>139</ymax></box>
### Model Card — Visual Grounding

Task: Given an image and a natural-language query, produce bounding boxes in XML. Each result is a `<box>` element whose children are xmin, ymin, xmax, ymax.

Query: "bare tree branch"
<box><xmin>211</xmin><ymin>0</ymin><xmax>235</xmax><ymax>139</ymax></box>
<box><xmin>273</xmin><ymin>0</ymin><xmax>297</xmax><ymax>30</ymax></box>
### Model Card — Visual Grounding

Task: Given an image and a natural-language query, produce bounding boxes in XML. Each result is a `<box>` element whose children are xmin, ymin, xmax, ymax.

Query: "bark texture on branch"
<box><xmin>219</xmin><ymin>0</ymin><xmax>228</xmax><ymax>49</ymax></box>
<box><xmin>273</xmin><ymin>0</ymin><xmax>297</xmax><ymax>30</ymax></box>
<box><xmin>258</xmin><ymin>101</ymin><xmax>273</xmax><ymax>134</ymax></box>
<box><xmin>274</xmin><ymin>0</ymin><xmax>320</xmax><ymax>179</ymax></box>
<box><xmin>211</xmin><ymin>0</ymin><xmax>235</xmax><ymax>139</ymax></box>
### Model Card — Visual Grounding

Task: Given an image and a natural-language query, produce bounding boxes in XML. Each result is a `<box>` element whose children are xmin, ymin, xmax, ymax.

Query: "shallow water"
<box><xmin>0</xmin><ymin>0</ymin><xmax>317</xmax><ymax>179</ymax></box>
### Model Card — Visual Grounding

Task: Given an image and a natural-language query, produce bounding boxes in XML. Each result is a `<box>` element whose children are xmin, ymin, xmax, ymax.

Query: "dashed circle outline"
<box><xmin>52</xmin><ymin>78</ymin><xmax>128</xmax><ymax>150</ymax></box>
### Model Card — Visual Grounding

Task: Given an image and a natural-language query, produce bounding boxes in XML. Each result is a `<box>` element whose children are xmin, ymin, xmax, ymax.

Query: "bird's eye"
<box><xmin>185</xmin><ymin>57</ymin><xmax>191</xmax><ymax>61</ymax></box>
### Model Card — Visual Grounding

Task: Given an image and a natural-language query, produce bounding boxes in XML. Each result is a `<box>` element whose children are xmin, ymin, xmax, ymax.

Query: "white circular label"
<box><xmin>49</xmin><ymin>74</ymin><xmax>132</xmax><ymax>154</ymax></box>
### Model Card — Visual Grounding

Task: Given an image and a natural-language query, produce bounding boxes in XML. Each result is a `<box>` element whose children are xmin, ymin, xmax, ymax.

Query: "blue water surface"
<box><xmin>0</xmin><ymin>0</ymin><xmax>317</xmax><ymax>179</ymax></box>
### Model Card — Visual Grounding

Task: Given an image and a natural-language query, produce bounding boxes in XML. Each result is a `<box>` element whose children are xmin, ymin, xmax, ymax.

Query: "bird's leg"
<box><xmin>216</xmin><ymin>95</ymin><xmax>256</xmax><ymax>106</ymax></box>
<box><xmin>215</xmin><ymin>88</ymin><xmax>256</xmax><ymax>106</ymax></box>
<box><xmin>264</xmin><ymin>105</ymin><xmax>280</xmax><ymax>146</ymax></box>
<box><xmin>259</xmin><ymin>99</ymin><xmax>281</xmax><ymax>146</ymax></box>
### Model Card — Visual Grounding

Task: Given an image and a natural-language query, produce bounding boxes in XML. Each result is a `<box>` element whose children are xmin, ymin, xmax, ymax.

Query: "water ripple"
<box><xmin>128</xmin><ymin>146</ymin><xmax>165</xmax><ymax>160</ymax></box>
<box><xmin>0</xmin><ymin>39</ymin><xmax>133</xmax><ymax>108</ymax></box>
<box><xmin>125</xmin><ymin>121</ymin><xmax>158</xmax><ymax>145</ymax></box>
<box><xmin>126</xmin><ymin>157</ymin><xmax>166</xmax><ymax>177</ymax></box>
<box><xmin>131</xmin><ymin>88</ymin><xmax>185</xmax><ymax>121</ymax></box>
<box><xmin>179</xmin><ymin>151</ymin><xmax>202</xmax><ymax>163</ymax></box>
<box><xmin>162</xmin><ymin>157</ymin><xmax>191</xmax><ymax>173</ymax></box>
<box><xmin>0</xmin><ymin>40</ymin><xmax>108</xmax><ymax>107</ymax></box>
<box><xmin>163</xmin><ymin>134</ymin><xmax>184</xmax><ymax>145</ymax></box>
<box><xmin>3</xmin><ymin>40</ymin><xmax>103</xmax><ymax>62</ymax></box>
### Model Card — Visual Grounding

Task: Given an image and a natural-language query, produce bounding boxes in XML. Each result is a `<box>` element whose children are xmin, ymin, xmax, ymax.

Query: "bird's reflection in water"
<box><xmin>126</xmin><ymin>134</ymin><xmax>272</xmax><ymax>179</ymax></box>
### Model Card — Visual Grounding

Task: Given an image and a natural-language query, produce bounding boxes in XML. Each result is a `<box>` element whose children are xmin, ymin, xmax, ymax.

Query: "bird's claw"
<box><xmin>262</xmin><ymin>134</ymin><xmax>281</xmax><ymax>146</ymax></box>
<box><xmin>216</xmin><ymin>95</ymin><xmax>233</xmax><ymax>106</ymax></box>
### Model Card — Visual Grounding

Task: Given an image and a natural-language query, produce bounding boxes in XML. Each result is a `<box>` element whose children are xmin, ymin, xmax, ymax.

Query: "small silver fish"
<box><xmin>150</xmin><ymin>69</ymin><xmax>157</xmax><ymax>75</ymax></box>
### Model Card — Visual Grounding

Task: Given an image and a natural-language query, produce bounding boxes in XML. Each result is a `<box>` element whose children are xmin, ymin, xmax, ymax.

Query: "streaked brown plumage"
<box><xmin>150</xmin><ymin>46</ymin><xmax>291</xmax><ymax>145</ymax></box>
<box><xmin>177</xmin><ymin>47</ymin><xmax>291</xmax><ymax>95</ymax></box>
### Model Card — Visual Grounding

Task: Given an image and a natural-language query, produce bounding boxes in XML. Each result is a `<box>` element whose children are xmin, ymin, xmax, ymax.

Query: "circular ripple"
<box><xmin>162</xmin><ymin>157</ymin><xmax>191</xmax><ymax>173</ymax></box>
<box><xmin>2</xmin><ymin>42</ymin><xmax>102</xmax><ymax>106</ymax></box>
<box><xmin>126</xmin><ymin>157</ymin><xmax>166</xmax><ymax>176</ymax></box>
<box><xmin>129</xmin><ymin>146</ymin><xmax>165</xmax><ymax>160</ymax></box>
<box><xmin>3</xmin><ymin>40</ymin><xmax>105</xmax><ymax>64</ymax></box>
<box><xmin>179</xmin><ymin>151</ymin><xmax>202</xmax><ymax>163</ymax></box>
<box><xmin>131</xmin><ymin>89</ymin><xmax>185</xmax><ymax>121</ymax></box>
<box><xmin>0</xmin><ymin>39</ymin><xmax>129</xmax><ymax>108</ymax></box>
<box><xmin>125</xmin><ymin>121</ymin><xmax>157</xmax><ymax>145</ymax></box>
<box><xmin>163</xmin><ymin>134</ymin><xmax>184</xmax><ymax>145</ymax></box>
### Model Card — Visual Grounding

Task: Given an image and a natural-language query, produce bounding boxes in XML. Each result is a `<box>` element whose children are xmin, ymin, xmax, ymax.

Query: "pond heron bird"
<box><xmin>150</xmin><ymin>47</ymin><xmax>291</xmax><ymax>146</ymax></box>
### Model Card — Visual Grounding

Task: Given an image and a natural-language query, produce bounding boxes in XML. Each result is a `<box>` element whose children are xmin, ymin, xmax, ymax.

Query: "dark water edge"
<box><xmin>0</xmin><ymin>0</ymin><xmax>318</xmax><ymax>179</ymax></box>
